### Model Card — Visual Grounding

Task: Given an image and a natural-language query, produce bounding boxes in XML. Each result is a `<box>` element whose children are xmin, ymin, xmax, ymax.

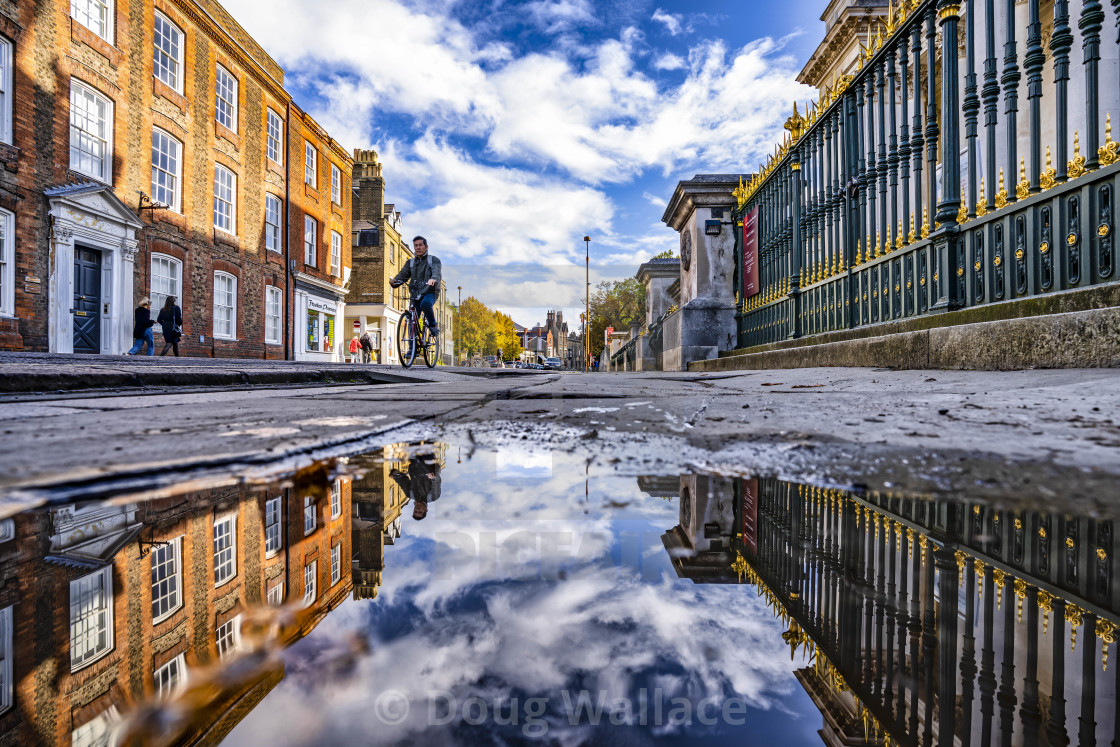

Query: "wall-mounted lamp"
<box><xmin>704</xmin><ymin>219</ymin><xmax>723</xmax><ymax>236</ymax></box>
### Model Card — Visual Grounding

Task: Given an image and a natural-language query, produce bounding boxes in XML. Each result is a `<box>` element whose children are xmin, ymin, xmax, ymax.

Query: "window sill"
<box><xmin>266</xmin><ymin>159</ymin><xmax>284</xmax><ymax>178</ymax></box>
<box><xmin>214</xmin><ymin>575</ymin><xmax>237</xmax><ymax>589</ymax></box>
<box><xmin>216</xmin><ymin>121</ymin><xmax>241</xmax><ymax>150</ymax></box>
<box><xmin>304</xmin><ymin>183</ymin><xmax>319</xmax><ymax>199</ymax></box>
<box><xmin>213</xmin><ymin>229</ymin><xmax>240</xmax><ymax>248</ymax></box>
<box><xmin>213</xmin><ymin>336</ymin><xmax>238</xmax><ymax>343</ymax></box>
<box><xmin>153</xmin><ymin>77</ymin><xmax>188</xmax><ymax>113</ymax></box>
<box><xmin>71</xmin><ymin>19</ymin><xmax>123</xmax><ymax>67</ymax></box>
<box><xmin>70</xmin><ymin>647</ymin><xmax>113</xmax><ymax>674</ymax></box>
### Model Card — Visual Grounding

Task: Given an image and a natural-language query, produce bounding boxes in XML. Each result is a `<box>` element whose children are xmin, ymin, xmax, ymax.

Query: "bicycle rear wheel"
<box><xmin>397</xmin><ymin>314</ymin><xmax>416</xmax><ymax>368</ymax></box>
<box><xmin>420</xmin><ymin>323</ymin><xmax>436</xmax><ymax>368</ymax></box>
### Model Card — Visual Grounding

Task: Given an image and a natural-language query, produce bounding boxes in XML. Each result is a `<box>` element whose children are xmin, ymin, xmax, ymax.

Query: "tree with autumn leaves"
<box><xmin>454</xmin><ymin>296</ymin><xmax>523</xmax><ymax>360</ymax></box>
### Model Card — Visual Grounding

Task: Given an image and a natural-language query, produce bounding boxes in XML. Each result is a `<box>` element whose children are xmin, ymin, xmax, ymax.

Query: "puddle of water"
<box><xmin>0</xmin><ymin>439</ymin><xmax>1116</xmax><ymax>746</ymax></box>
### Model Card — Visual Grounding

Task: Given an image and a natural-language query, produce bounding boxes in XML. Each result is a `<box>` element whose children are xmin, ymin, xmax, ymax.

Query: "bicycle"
<box><xmin>396</xmin><ymin>292</ymin><xmax>437</xmax><ymax>369</ymax></box>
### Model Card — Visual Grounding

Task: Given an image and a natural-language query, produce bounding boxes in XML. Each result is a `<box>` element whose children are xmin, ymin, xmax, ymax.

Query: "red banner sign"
<box><xmin>743</xmin><ymin>207</ymin><xmax>760</xmax><ymax>299</ymax></box>
<box><xmin>740</xmin><ymin>477</ymin><xmax>759</xmax><ymax>555</ymax></box>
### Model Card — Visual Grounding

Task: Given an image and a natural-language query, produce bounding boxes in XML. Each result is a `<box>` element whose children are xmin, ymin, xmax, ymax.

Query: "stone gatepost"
<box><xmin>660</xmin><ymin>175</ymin><xmax>740</xmax><ymax>371</ymax></box>
<box><xmin>634</xmin><ymin>258</ymin><xmax>679</xmax><ymax>371</ymax></box>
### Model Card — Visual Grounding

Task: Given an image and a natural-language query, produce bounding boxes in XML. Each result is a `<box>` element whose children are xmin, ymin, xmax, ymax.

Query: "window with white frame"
<box><xmin>213</xmin><ymin>515</ymin><xmax>237</xmax><ymax>586</ymax></box>
<box><xmin>0</xmin><ymin>519</ymin><xmax>12</xmax><ymax>543</ymax></box>
<box><xmin>214</xmin><ymin>65</ymin><xmax>237</xmax><ymax>131</ymax></box>
<box><xmin>150</xmin><ymin>254</ymin><xmax>181</xmax><ymax>313</ymax></box>
<box><xmin>331</xmin><ymin>163</ymin><xmax>341</xmax><ymax>204</ymax></box>
<box><xmin>330</xmin><ymin>544</ymin><xmax>340</xmax><ymax>586</ymax></box>
<box><xmin>150</xmin><ymin>536</ymin><xmax>182</xmax><ymax>623</ymax></box>
<box><xmin>71</xmin><ymin>0</ymin><xmax>113</xmax><ymax>43</ymax></box>
<box><xmin>153</xmin><ymin>12</ymin><xmax>183</xmax><ymax>93</ymax></box>
<box><xmin>0</xmin><ymin>38</ymin><xmax>13</xmax><ymax>145</ymax></box>
<box><xmin>303</xmin><ymin>496</ymin><xmax>316</xmax><ymax>535</ymax></box>
<box><xmin>330</xmin><ymin>480</ymin><xmax>341</xmax><ymax>519</ymax></box>
<box><xmin>266</xmin><ymin>109</ymin><xmax>283</xmax><ymax>165</ymax></box>
<box><xmin>0</xmin><ymin>606</ymin><xmax>11</xmax><ymax>715</ymax></box>
<box><xmin>266</xmin><ymin>582</ymin><xmax>284</xmax><ymax>606</ymax></box>
<box><xmin>151</xmin><ymin>128</ymin><xmax>181</xmax><ymax>212</ymax></box>
<box><xmin>69</xmin><ymin>81</ymin><xmax>112</xmax><ymax>182</ymax></box>
<box><xmin>303</xmin><ymin>561</ymin><xmax>317</xmax><ymax>604</ymax></box>
<box><xmin>0</xmin><ymin>208</ymin><xmax>14</xmax><ymax>319</ymax></box>
<box><xmin>304</xmin><ymin>141</ymin><xmax>316</xmax><ymax>186</ymax></box>
<box><xmin>69</xmin><ymin>566</ymin><xmax>113</xmax><ymax>671</ymax></box>
<box><xmin>265</xmin><ymin>193</ymin><xmax>281</xmax><ymax>253</ymax></box>
<box><xmin>264</xmin><ymin>496</ymin><xmax>282</xmax><ymax>555</ymax></box>
<box><xmin>213</xmin><ymin>165</ymin><xmax>236</xmax><ymax>233</ymax></box>
<box><xmin>154</xmin><ymin>653</ymin><xmax>186</xmax><ymax>699</ymax></box>
<box><xmin>303</xmin><ymin>215</ymin><xmax>317</xmax><ymax>266</ymax></box>
<box><xmin>265</xmin><ymin>286</ymin><xmax>281</xmax><ymax>346</ymax></box>
<box><xmin>213</xmin><ymin>271</ymin><xmax>236</xmax><ymax>340</ymax></box>
<box><xmin>71</xmin><ymin>707</ymin><xmax>120</xmax><ymax>747</ymax></box>
<box><xmin>330</xmin><ymin>231</ymin><xmax>341</xmax><ymax>277</ymax></box>
<box><xmin>215</xmin><ymin>615</ymin><xmax>242</xmax><ymax>660</ymax></box>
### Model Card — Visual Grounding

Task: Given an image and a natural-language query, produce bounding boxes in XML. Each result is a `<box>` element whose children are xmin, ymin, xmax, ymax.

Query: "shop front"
<box><xmin>342</xmin><ymin>303</ymin><xmax>401</xmax><ymax>365</ymax></box>
<box><xmin>295</xmin><ymin>279</ymin><xmax>345</xmax><ymax>362</ymax></box>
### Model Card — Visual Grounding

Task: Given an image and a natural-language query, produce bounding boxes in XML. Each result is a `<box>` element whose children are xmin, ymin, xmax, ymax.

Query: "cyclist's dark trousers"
<box><xmin>417</xmin><ymin>293</ymin><xmax>438</xmax><ymax>333</ymax></box>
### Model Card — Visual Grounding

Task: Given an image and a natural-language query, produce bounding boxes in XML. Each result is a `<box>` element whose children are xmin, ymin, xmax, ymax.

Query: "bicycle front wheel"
<box><xmin>397</xmin><ymin>315</ymin><xmax>416</xmax><ymax>368</ymax></box>
<box><xmin>420</xmin><ymin>323</ymin><xmax>436</xmax><ymax>368</ymax></box>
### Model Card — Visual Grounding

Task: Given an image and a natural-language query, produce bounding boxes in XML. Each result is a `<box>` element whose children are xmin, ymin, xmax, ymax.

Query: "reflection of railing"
<box><xmin>727</xmin><ymin>478</ymin><xmax>1119</xmax><ymax>746</ymax></box>
<box><xmin>732</xmin><ymin>0</ymin><xmax>1119</xmax><ymax>350</ymax></box>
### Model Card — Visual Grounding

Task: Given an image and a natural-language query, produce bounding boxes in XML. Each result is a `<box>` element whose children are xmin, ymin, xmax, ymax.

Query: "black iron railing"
<box><xmin>733</xmin><ymin>0</ymin><xmax>1120</xmax><ymax>350</ymax></box>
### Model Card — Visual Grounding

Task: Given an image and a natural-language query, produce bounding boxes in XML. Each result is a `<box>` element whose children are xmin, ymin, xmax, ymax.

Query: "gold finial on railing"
<box><xmin>992</xmin><ymin>568</ymin><xmax>1007</xmax><ymax>609</ymax></box>
<box><xmin>785</xmin><ymin>102</ymin><xmax>807</xmax><ymax>143</ymax></box>
<box><xmin>1041</xmin><ymin>145</ymin><xmax>1057</xmax><ymax>189</ymax></box>
<box><xmin>957</xmin><ymin>194</ymin><xmax>967</xmax><ymax>225</ymax></box>
<box><xmin>1016</xmin><ymin>157</ymin><xmax>1030</xmax><ymax>200</ymax></box>
<box><xmin>1097</xmin><ymin>618</ymin><xmax>1117</xmax><ymax>671</ymax></box>
<box><xmin>874</xmin><ymin>229</ymin><xmax>882</xmax><ymax>258</ymax></box>
<box><xmin>831</xmin><ymin>252</ymin><xmax>839</xmax><ymax>276</ymax></box>
<box><xmin>1100</xmin><ymin>114</ymin><xmax>1119</xmax><ymax>166</ymax></box>
<box><xmin>974</xmin><ymin>559</ymin><xmax>986</xmax><ymax>596</ymax></box>
<box><xmin>1037</xmin><ymin>589</ymin><xmax>1054</xmax><ymax>635</ymax></box>
<box><xmin>895</xmin><ymin>218</ymin><xmax>904</xmax><ymax>248</ymax></box>
<box><xmin>920</xmin><ymin>208</ymin><xmax>930</xmax><ymax>238</ymax></box>
<box><xmin>975</xmin><ymin>177</ymin><xmax>988</xmax><ymax>216</ymax></box>
<box><xmin>1066</xmin><ymin>604</ymin><xmax>1084</xmax><ymax>650</ymax></box>
<box><xmin>854</xmin><ymin>239</ymin><xmax>862</xmax><ymax>266</ymax></box>
<box><xmin>907</xmin><ymin>214</ymin><xmax>916</xmax><ymax>243</ymax></box>
<box><xmin>733</xmin><ymin>175</ymin><xmax>748</xmax><ymax>209</ymax></box>
<box><xmin>994</xmin><ymin>167</ymin><xmax>1009</xmax><ymax>209</ymax></box>
<box><xmin>1014</xmin><ymin>578</ymin><xmax>1028</xmax><ymax>623</ymax></box>
<box><xmin>1068</xmin><ymin>131</ymin><xmax>1086</xmax><ymax>178</ymax></box>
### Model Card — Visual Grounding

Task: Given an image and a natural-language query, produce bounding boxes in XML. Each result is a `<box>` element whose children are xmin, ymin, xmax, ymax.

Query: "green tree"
<box><xmin>458</xmin><ymin>296</ymin><xmax>493</xmax><ymax>357</ymax></box>
<box><xmin>652</xmin><ymin>249</ymin><xmax>676</xmax><ymax>259</ymax></box>
<box><xmin>588</xmin><ymin>278</ymin><xmax>646</xmax><ymax>359</ymax></box>
<box><xmin>493</xmin><ymin>311</ymin><xmax>523</xmax><ymax>359</ymax></box>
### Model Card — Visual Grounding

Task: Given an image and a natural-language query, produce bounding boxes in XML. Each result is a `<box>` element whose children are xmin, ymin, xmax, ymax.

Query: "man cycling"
<box><xmin>389</xmin><ymin>236</ymin><xmax>442</xmax><ymax>355</ymax></box>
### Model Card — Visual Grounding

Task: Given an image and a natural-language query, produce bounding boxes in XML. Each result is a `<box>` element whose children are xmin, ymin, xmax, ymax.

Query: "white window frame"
<box><xmin>303</xmin><ymin>215</ymin><xmax>317</xmax><ymax>266</ymax></box>
<box><xmin>0</xmin><ymin>519</ymin><xmax>12</xmax><ymax>543</ymax></box>
<box><xmin>150</xmin><ymin>127</ymin><xmax>181</xmax><ymax>212</ymax></box>
<box><xmin>215</xmin><ymin>615</ymin><xmax>242</xmax><ymax>660</ymax></box>
<box><xmin>330</xmin><ymin>231</ymin><xmax>341</xmax><ymax>277</ymax></box>
<box><xmin>264</xmin><ymin>496</ymin><xmax>282</xmax><ymax>556</ymax></box>
<box><xmin>331</xmin><ymin>163</ymin><xmax>341</xmax><ymax>204</ymax></box>
<box><xmin>213</xmin><ymin>514</ymin><xmax>237</xmax><ymax>586</ymax></box>
<box><xmin>303</xmin><ymin>496</ymin><xmax>316</xmax><ymax>535</ymax></box>
<box><xmin>0</xmin><ymin>606</ymin><xmax>11</xmax><ymax>715</ymax></box>
<box><xmin>303</xmin><ymin>560</ymin><xmax>317</xmax><ymax>605</ymax></box>
<box><xmin>304</xmin><ymin>141</ymin><xmax>316</xmax><ymax>187</ymax></box>
<box><xmin>266</xmin><ymin>109</ymin><xmax>283</xmax><ymax>165</ymax></box>
<box><xmin>150</xmin><ymin>253</ymin><xmax>181</xmax><ymax>314</ymax></box>
<box><xmin>69</xmin><ymin>566</ymin><xmax>113</xmax><ymax>671</ymax></box>
<box><xmin>213</xmin><ymin>271</ymin><xmax>237</xmax><ymax>340</ymax></box>
<box><xmin>71</xmin><ymin>0</ymin><xmax>113</xmax><ymax>44</ymax></box>
<box><xmin>150</xmin><ymin>536</ymin><xmax>182</xmax><ymax>623</ymax></box>
<box><xmin>69</xmin><ymin>80</ymin><xmax>113</xmax><ymax>183</ymax></box>
<box><xmin>265</xmin><ymin>286</ymin><xmax>282</xmax><ymax>346</ymax></box>
<box><xmin>152</xmin><ymin>11</ymin><xmax>183</xmax><ymax>94</ymax></box>
<box><xmin>213</xmin><ymin>164</ymin><xmax>236</xmax><ymax>234</ymax></box>
<box><xmin>214</xmin><ymin>64</ymin><xmax>237</xmax><ymax>131</ymax></box>
<box><xmin>264</xmin><ymin>193</ymin><xmax>281</xmax><ymax>253</ymax></box>
<box><xmin>0</xmin><ymin>208</ymin><xmax>14</xmax><ymax>319</ymax></box>
<box><xmin>266</xmin><ymin>582</ymin><xmax>284</xmax><ymax>606</ymax></box>
<box><xmin>0</xmin><ymin>38</ymin><xmax>13</xmax><ymax>145</ymax></box>
<box><xmin>330</xmin><ymin>544</ymin><xmax>340</xmax><ymax>586</ymax></box>
<box><xmin>154</xmin><ymin>652</ymin><xmax>186</xmax><ymax>699</ymax></box>
<box><xmin>330</xmin><ymin>480</ymin><xmax>341</xmax><ymax>520</ymax></box>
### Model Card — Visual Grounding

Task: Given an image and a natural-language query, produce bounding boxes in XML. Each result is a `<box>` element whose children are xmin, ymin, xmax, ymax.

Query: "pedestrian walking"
<box><xmin>348</xmin><ymin>334</ymin><xmax>361</xmax><ymax>363</ymax></box>
<box><xmin>156</xmin><ymin>296</ymin><xmax>183</xmax><ymax>356</ymax></box>
<box><xmin>497</xmin><ymin>347</ymin><xmax>504</xmax><ymax>368</ymax></box>
<box><xmin>126</xmin><ymin>298</ymin><xmax>156</xmax><ymax>355</ymax></box>
<box><xmin>359</xmin><ymin>329</ymin><xmax>373</xmax><ymax>363</ymax></box>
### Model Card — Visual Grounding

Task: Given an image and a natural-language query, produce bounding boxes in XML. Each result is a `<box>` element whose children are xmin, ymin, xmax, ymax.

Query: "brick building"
<box><xmin>0</xmin><ymin>0</ymin><xmax>350</xmax><ymax>359</ymax></box>
<box><xmin>346</xmin><ymin>149</ymin><xmax>452</xmax><ymax>365</ymax></box>
<box><xmin>0</xmin><ymin>476</ymin><xmax>352</xmax><ymax>744</ymax></box>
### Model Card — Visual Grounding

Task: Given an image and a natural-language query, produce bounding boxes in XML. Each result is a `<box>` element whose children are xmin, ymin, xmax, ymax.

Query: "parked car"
<box><xmin>545</xmin><ymin>357</ymin><xmax>563</xmax><ymax>370</ymax></box>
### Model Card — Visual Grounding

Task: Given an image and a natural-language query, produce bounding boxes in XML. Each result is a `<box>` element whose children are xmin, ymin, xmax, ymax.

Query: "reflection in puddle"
<box><xmin>0</xmin><ymin>442</ymin><xmax>1115</xmax><ymax>745</ymax></box>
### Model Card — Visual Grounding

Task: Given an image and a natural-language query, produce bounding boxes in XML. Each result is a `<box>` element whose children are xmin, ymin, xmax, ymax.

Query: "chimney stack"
<box><xmin>352</xmin><ymin>148</ymin><xmax>384</xmax><ymax>223</ymax></box>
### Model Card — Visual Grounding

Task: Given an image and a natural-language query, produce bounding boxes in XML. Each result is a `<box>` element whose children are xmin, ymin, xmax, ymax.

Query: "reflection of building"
<box><xmin>0</xmin><ymin>476</ymin><xmax>352</xmax><ymax>745</ymax></box>
<box><xmin>659</xmin><ymin>475</ymin><xmax>737</xmax><ymax>583</ymax></box>
<box><xmin>664</xmin><ymin>475</ymin><xmax>1120</xmax><ymax>746</ymax></box>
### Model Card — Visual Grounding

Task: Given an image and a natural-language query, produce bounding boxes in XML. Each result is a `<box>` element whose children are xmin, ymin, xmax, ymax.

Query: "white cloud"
<box><xmin>651</xmin><ymin>8</ymin><xmax>683</xmax><ymax>36</ymax></box>
<box><xmin>525</xmin><ymin>0</ymin><xmax>596</xmax><ymax>34</ymax></box>
<box><xmin>653</xmin><ymin>52</ymin><xmax>687</xmax><ymax>70</ymax></box>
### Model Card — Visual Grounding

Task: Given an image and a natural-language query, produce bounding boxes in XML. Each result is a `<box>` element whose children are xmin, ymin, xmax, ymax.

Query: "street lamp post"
<box><xmin>457</xmin><ymin>285</ymin><xmax>462</xmax><ymax>367</ymax></box>
<box><xmin>584</xmin><ymin>235</ymin><xmax>590</xmax><ymax>372</ymax></box>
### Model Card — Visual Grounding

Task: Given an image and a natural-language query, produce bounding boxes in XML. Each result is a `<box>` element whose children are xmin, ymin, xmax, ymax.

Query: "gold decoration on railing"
<box><xmin>905</xmin><ymin>527</ymin><xmax>914</xmax><ymax>555</ymax></box>
<box><xmin>957</xmin><ymin>194</ymin><xmax>968</xmax><ymax>225</ymax></box>
<box><xmin>1068</xmin><ymin>131</ymin><xmax>1086</xmax><ymax>178</ymax></box>
<box><xmin>917</xmin><ymin>534</ymin><xmax>928</xmax><ymax>565</ymax></box>
<box><xmin>954</xmin><ymin>550</ymin><xmax>967</xmax><ymax>575</ymax></box>
<box><xmin>976</xmin><ymin>177</ymin><xmax>988</xmax><ymax>217</ymax></box>
<box><xmin>1014</xmin><ymin>578</ymin><xmax>1028</xmax><ymax>623</ymax></box>
<box><xmin>1096</xmin><ymin>618</ymin><xmax>1117</xmax><ymax>670</ymax></box>
<box><xmin>1037</xmin><ymin>589</ymin><xmax>1054</xmax><ymax>635</ymax></box>
<box><xmin>895</xmin><ymin>218</ymin><xmax>904</xmax><ymax>249</ymax></box>
<box><xmin>732</xmin><ymin>551</ymin><xmax>747</xmax><ymax>582</ymax></box>
<box><xmin>994</xmin><ymin>168</ymin><xmax>1009</xmax><ymax>209</ymax></box>
<box><xmin>907</xmin><ymin>214</ymin><xmax>916</xmax><ymax>243</ymax></box>
<box><xmin>784</xmin><ymin>102</ymin><xmax>807</xmax><ymax>144</ymax></box>
<box><xmin>874</xmin><ymin>229</ymin><xmax>882</xmax><ymax>258</ymax></box>
<box><xmin>1041</xmin><ymin>145</ymin><xmax>1057</xmax><ymax>190</ymax></box>
<box><xmin>853</xmin><ymin>240</ymin><xmax>862</xmax><ymax>266</ymax></box>
<box><xmin>1100</xmin><ymin>114</ymin><xmax>1119</xmax><ymax>166</ymax></box>
<box><xmin>1066</xmin><ymin>604</ymin><xmax>1084</xmax><ymax>650</ymax></box>
<box><xmin>920</xmin><ymin>208</ymin><xmax>930</xmax><ymax>239</ymax></box>
<box><xmin>733</xmin><ymin>175</ymin><xmax>748</xmax><ymax>210</ymax></box>
<box><xmin>1016</xmin><ymin>157</ymin><xmax>1030</xmax><ymax>200</ymax></box>
<box><xmin>992</xmin><ymin>567</ymin><xmax>1007</xmax><ymax>609</ymax></box>
<box><xmin>894</xmin><ymin>521</ymin><xmax>902</xmax><ymax>551</ymax></box>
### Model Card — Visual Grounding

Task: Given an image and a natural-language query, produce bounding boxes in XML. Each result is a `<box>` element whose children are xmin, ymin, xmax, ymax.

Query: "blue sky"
<box><xmin>224</xmin><ymin>0</ymin><xmax>822</xmax><ymax>328</ymax></box>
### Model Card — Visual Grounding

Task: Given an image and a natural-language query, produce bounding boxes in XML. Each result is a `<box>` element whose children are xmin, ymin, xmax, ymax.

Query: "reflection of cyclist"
<box><xmin>390</xmin><ymin>454</ymin><xmax>443</xmax><ymax>520</ymax></box>
<box><xmin>389</xmin><ymin>236</ymin><xmax>442</xmax><ymax>350</ymax></box>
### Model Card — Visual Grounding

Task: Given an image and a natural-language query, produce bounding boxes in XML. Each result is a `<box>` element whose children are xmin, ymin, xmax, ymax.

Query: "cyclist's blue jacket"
<box><xmin>391</xmin><ymin>254</ymin><xmax>442</xmax><ymax>301</ymax></box>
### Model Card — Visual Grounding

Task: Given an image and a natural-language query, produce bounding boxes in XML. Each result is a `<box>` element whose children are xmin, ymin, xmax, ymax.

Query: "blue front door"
<box><xmin>72</xmin><ymin>248</ymin><xmax>101</xmax><ymax>354</ymax></box>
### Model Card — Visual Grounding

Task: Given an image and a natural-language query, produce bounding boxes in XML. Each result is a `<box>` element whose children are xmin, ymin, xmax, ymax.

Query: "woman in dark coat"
<box><xmin>156</xmin><ymin>296</ymin><xmax>183</xmax><ymax>356</ymax></box>
<box><xmin>126</xmin><ymin>298</ymin><xmax>155</xmax><ymax>355</ymax></box>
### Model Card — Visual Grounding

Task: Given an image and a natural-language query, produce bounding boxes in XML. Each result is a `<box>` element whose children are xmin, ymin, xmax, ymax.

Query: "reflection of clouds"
<box><xmin>225</xmin><ymin>446</ymin><xmax>811</xmax><ymax>745</ymax></box>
